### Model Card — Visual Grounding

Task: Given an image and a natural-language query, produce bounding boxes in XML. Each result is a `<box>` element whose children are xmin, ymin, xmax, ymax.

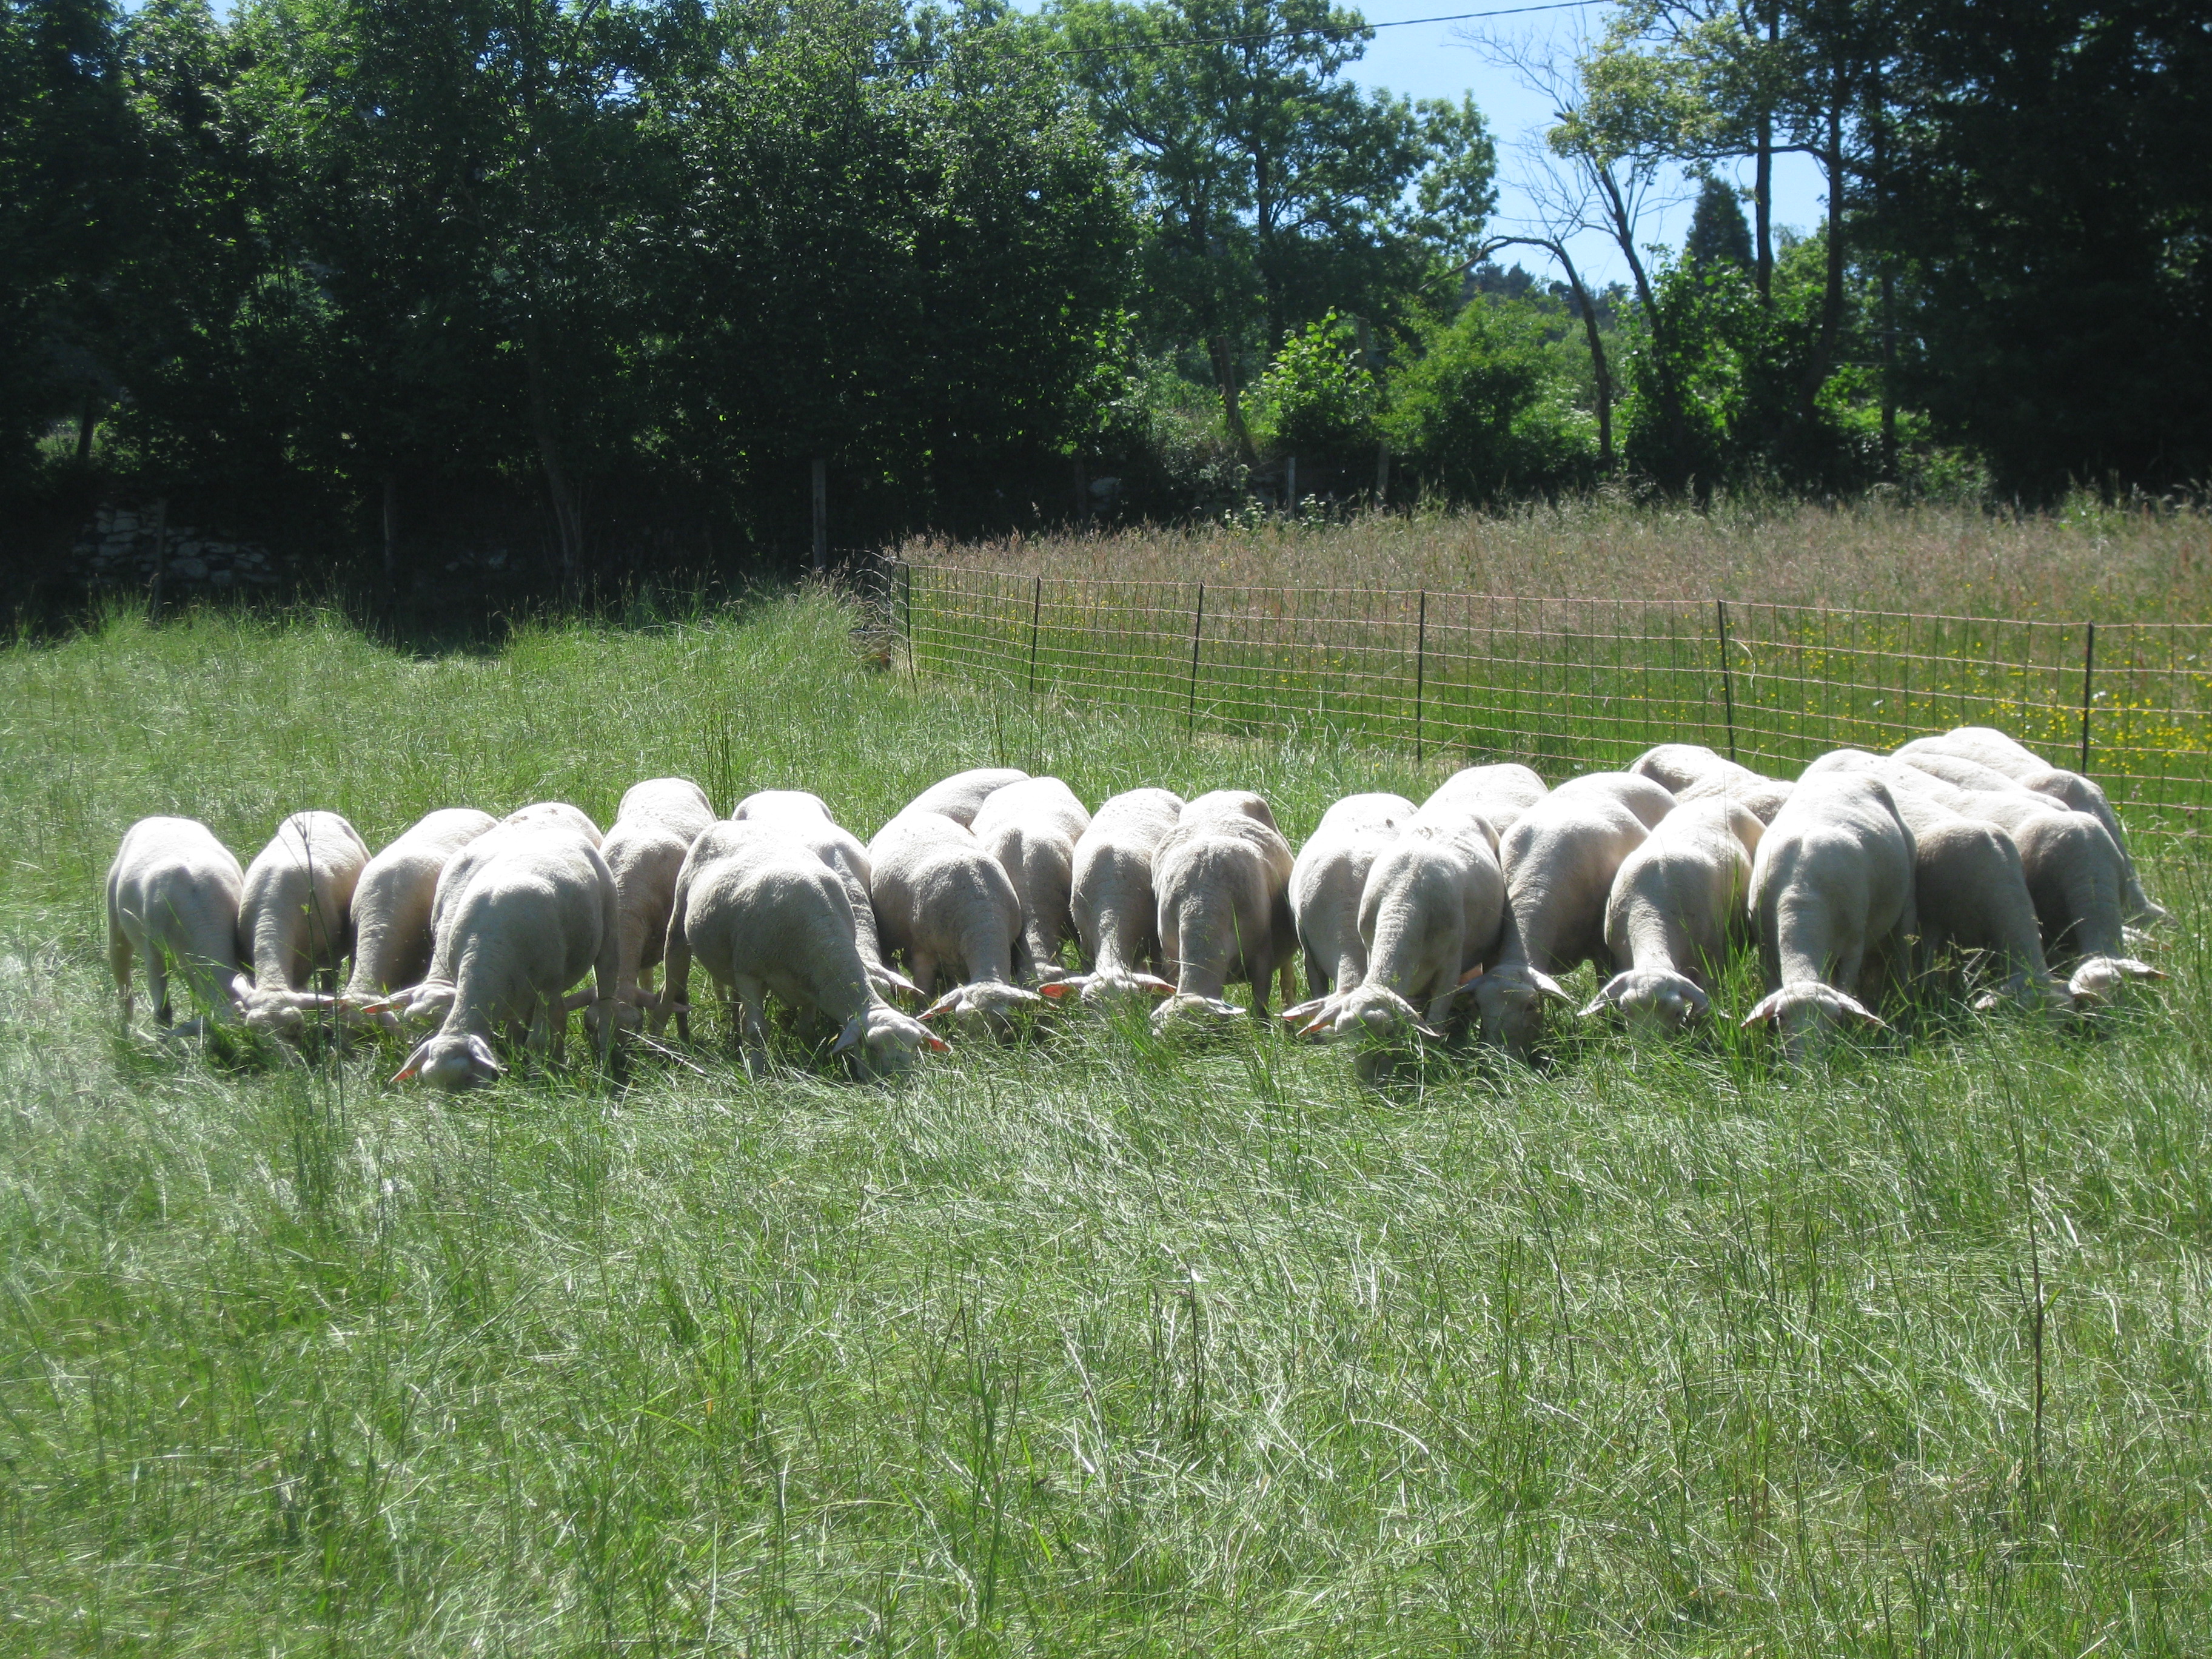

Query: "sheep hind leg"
<box><xmin>110</xmin><ymin>924</ymin><xmax>134</xmax><ymax>1028</ymax></box>
<box><xmin>148</xmin><ymin>949</ymin><xmax>172</xmax><ymax>1028</ymax></box>
<box><xmin>731</xmin><ymin>974</ymin><xmax>773</xmax><ymax>1079</ymax></box>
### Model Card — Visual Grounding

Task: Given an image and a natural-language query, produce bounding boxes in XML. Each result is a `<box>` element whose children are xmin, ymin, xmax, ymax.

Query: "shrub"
<box><xmin>1381</xmin><ymin>298</ymin><xmax>1598</xmax><ymax>504</ymax></box>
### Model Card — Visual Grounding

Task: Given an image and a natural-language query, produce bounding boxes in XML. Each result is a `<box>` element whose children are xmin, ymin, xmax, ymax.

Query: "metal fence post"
<box><xmin>1028</xmin><ymin>575</ymin><xmax>1042</xmax><ymax>697</ymax></box>
<box><xmin>1715</xmin><ymin>598</ymin><xmax>1738</xmax><ymax>763</ymax></box>
<box><xmin>902</xmin><ymin>560</ymin><xmax>916</xmax><ymax>687</ymax></box>
<box><xmin>2080</xmin><ymin>621</ymin><xmax>2096</xmax><ymax>776</ymax></box>
<box><xmin>1187</xmin><ymin>583</ymin><xmax>1205</xmax><ymax>735</ymax></box>
<box><xmin>1414</xmin><ymin>589</ymin><xmax>1427</xmax><ymax>764</ymax></box>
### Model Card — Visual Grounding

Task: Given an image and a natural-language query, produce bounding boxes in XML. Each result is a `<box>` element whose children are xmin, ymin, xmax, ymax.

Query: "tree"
<box><xmin>1683</xmin><ymin>174</ymin><xmax>1750</xmax><ymax>269</ymax></box>
<box><xmin>1050</xmin><ymin>0</ymin><xmax>1493</xmax><ymax>451</ymax></box>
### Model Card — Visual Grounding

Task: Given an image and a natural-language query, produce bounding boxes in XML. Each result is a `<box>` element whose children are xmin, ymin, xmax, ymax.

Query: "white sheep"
<box><xmin>896</xmin><ymin>768</ymin><xmax>1030</xmax><ymax>828</ymax></box>
<box><xmin>1895</xmin><ymin>728</ymin><xmax>2161</xmax><ymax>927</ymax></box>
<box><xmin>1742</xmin><ymin>772</ymin><xmax>1917</xmax><ymax>1053</ymax></box>
<box><xmin>389</xmin><ymin>825</ymin><xmax>621</xmax><ymax>1088</ymax></box>
<box><xmin>1417</xmin><ymin>763</ymin><xmax>1548</xmax><ymax>837</ymax></box>
<box><xmin>734</xmin><ymin>788</ymin><xmax>919</xmax><ymax>1004</ymax></box>
<box><xmin>868</xmin><ymin>810</ymin><xmax>1043</xmax><ymax>1036</ymax></box>
<box><xmin>1837</xmin><ymin>759</ymin><xmax>2158</xmax><ymax>1005</ymax></box>
<box><xmin>429</xmin><ymin>801</ymin><xmax>602</xmax><ymax>947</ymax></box>
<box><xmin>1149</xmin><ymin>790</ymin><xmax>1299</xmax><ymax>1033</ymax></box>
<box><xmin>1041</xmin><ymin>786</ymin><xmax>1187</xmax><ymax>1007</ymax></box>
<box><xmin>1582</xmin><ymin>796</ymin><xmax>1762</xmax><ymax>1030</ymax></box>
<box><xmin>1285</xmin><ymin>808</ymin><xmax>1506</xmax><ymax>1075</ymax></box>
<box><xmin>598</xmin><ymin>815</ymin><xmax>702</xmax><ymax>1030</ymax></box>
<box><xmin>233</xmin><ymin>811</ymin><xmax>371</xmax><ymax>1036</ymax></box>
<box><xmin>106</xmin><ymin>816</ymin><xmax>246</xmax><ymax>1034</ymax></box>
<box><xmin>1287</xmin><ymin>793</ymin><xmax>1418</xmax><ymax>1003</ymax></box>
<box><xmin>500</xmin><ymin>800</ymin><xmax>603</xmax><ymax>846</ymax></box>
<box><xmin>615</xmin><ymin>776</ymin><xmax>715</xmax><ymax>842</ymax></box>
<box><xmin>1460</xmin><ymin>791</ymin><xmax>1650</xmax><ymax>1057</ymax></box>
<box><xmin>338</xmin><ymin>808</ymin><xmax>497</xmax><ymax>1028</ymax></box>
<box><xmin>1676</xmin><ymin>771</ymin><xmax>1795</xmax><ymax>825</ymax></box>
<box><xmin>1551</xmin><ymin>771</ymin><xmax>1678</xmax><ymax>830</ymax></box>
<box><xmin>663</xmin><ymin>822</ymin><xmax>948</xmax><ymax>1079</ymax></box>
<box><xmin>971</xmin><ymin>777</ymin><xmax>1094</xmax><ymax>982</ymax></box>
<box><xmin>1630</xmin><ymin>742</ymin><xmax>1757</xmax><ymax>796</ymax></box>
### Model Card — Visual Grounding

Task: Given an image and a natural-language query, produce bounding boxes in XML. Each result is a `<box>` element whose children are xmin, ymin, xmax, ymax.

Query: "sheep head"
<box><xmin>1456</xmin><ymin>965</ymin><xmax>1571</xmax><ymax>1059</ymax></box>
<box><xmin>392</xmin><ymin>1031</ymin><xmax>503</xmax><ymax>1090</ymax></box>
<box><xmin>1741</xmin><ymin>980</ymin><xmax>1886</xmax><ymax>1058</ymax></box>
<box><xmin>1148</xmin><ymin>991</ymin><xmax>1245</xmax><ymax>1038</ymax></box>
<box><xmin>1037</xmin><ymin>971</ymin><xmax>1178</xmax><ymax>1010</ymax></box>
<box><xmin>920</xmin><ymin>981</ymin><xmax>1044</xmax><ymax>1041</ymax></box>
<box><xmin>832</xmin><ymin>1005</ymin><xmax>950</xmax><ymax>1078</ymax></box>
<box><xmin>1579</xmin><ymin>969</ymin><xmax>1710</xmax><ymax>1033</ymax></box>
<box><xmin>2067</xmin><ymin>956</ymin><xmax>2165</xmax><ymax>1005</ymax></box>
<box><xmin>232</xmin><ymin>976</ymin><xmax>335</xmax><ymax>1039</ymax></box>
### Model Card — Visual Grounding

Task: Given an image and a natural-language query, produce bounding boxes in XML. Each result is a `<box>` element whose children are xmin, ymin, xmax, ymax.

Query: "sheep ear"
<box><xmin>1279</xmin><ymin>997</ymin><xmax>1328</xmax><ymax>1025</ymax></box>
<box><xmin>1133</xmin><ymin>974</ymin><xmax>1178</xmax><ymax>996</ymax></box>
<box><xmin>922</xmin><ymin>1031</ymin><xmax>951</xmax><ymax>1053</ymax></box>
<box><xmin>466</xmin><ymin>1034</ymin><xmax>504</xmax><ymax>1075</ymax></box>
<box><xmin>833</xmin><ymin>1014</ymin><xmax>865</xmax><ymax>1054</ymax></box>
<box><xmin>919</xmin><ymin>990</ymin><xmax>964</xmax><ymax>1023</ymax></box>
<box><xmin>392</xmin><ymin>1037</ymin><xmax>434</xmax><ymax>1082</ymax></box>
<box><xmin>1533</xmin><ymin>971</ymin><xmax>1573</xmax><ymax>1007</ymax></box>
<box><xmin>1037</xmin><ymin>979</ymin><xmax>1079</xmax><ymax>1000</ymax></box>
<box><xmin>1412</xmin><ymin>1021</ymin><xmax>1445</xmax><ymax>1041</ymax></box>
<box><xmin>1741</xmin><ymin>991</ymin><xmax>1786</xmax><ymax>1029</ymax></box>
<box><xmin>1456</xmin><ymin>964</ymin><xmax>1485</xmax><ymax>985</ymax></box>
<box><xmin>230</xmin><ymin>973</ymin><xmax>255</xmax><ymax>1004</ymax></box>
<box><xmin>2117</xmin><ymin>959</ymin><xmax>2167</xmax><ymax>981</ymax></box>
<box><xmin>1577</xmin><ymin>993</ymin><xmax>1612</xmax><ymax>1019</ymax></box>
<box><xmin>1297</xmin><ymin>1016</ymin><xmax>1335</xmax><ymax>1041</ymax></box>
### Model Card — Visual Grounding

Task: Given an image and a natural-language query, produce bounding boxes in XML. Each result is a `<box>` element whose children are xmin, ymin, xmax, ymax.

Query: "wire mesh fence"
<box><xmin>891</xmin><ymin>560</ymin><xmax>2212</xmax><ymax>842</ymax></box>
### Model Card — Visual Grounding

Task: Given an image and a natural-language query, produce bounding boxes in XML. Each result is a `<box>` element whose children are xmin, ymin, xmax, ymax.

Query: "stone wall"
<box><xmin>74</xmin><ymin>504</ymin><xmax>284</xmax><ymax>591</ymax></box>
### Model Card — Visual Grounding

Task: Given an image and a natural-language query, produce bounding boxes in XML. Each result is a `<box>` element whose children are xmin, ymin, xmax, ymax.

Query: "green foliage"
<box><xmin>1382</xmin><ymin>298</ymin><xmax>1598</xmax><ymax>504</ymax></box>
<box><xmin>1250</xmin><ymin>313</ymin><xmax>1378</xmax><ymax>470</ymax></box>
<box><xmin>1683</xmin><ymin>175</ymin><xmax>1751</xmax><ymax>270</ymax></box>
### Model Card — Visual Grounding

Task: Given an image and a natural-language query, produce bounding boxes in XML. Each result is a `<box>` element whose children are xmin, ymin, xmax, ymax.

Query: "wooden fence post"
<box><xmin>1716</xmin><ymin>598</ymin><xmax>1737</xmax><ymax>763</ymax></box>
<box><xmin>146</xmin><ymin>497</ymin><xmax>169</xmax><ymax>620</ymax></box>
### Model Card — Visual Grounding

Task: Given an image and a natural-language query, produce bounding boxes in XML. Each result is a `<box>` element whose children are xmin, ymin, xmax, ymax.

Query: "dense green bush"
<box><xmin>1248</xmin><ymin>314</ymin><xmax>1380</xmax><ymax>480</ymax></box>
<box><xmin>1381</xmin><ymin>298</ymin><xmax>1598</xmax><ymax>504</ymax></box>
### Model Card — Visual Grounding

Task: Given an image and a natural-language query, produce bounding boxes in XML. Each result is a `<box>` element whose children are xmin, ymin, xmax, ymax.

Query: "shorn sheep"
<box><xmin>107</xmin><ymin>816</ymin><xmax>247</xmax><ymax>1035</ymax></box>
<box><xmin>388</xmin><ymin>822</ymin><xmax>622</xmax><ymax>1088</ymax></box>
<box><xmin>663</xmin><ymin>822</ymin><xmax>947</xmax><ymax>1078</ymax></box>
<box><xmin>1044</xmin><ymin>787</ymin><xmax>1187</xmax><ymax>1006</ymax></box>
<box><xmin>1743</xmin><ymin>772</ymin><xmax>1918</xmax><ymax>1053</ymax></box>
<box><xmin>733</xmin><ymin>788</ymin><xmax>920</xmax><ymax>1002</ymax></box>
<box><xmin>598</xmin><ymin>777</ymin><xmax>716</xmax><ymax>1029</ymax></box>
<box><xmin>339</xmin><ymin>807</ymin><xmax>497</xmax><ymax>1029</ymax></box>
<box><xmin>1583</xmin><ymin>796</ymin><xmax>1762</xmax><ymax>1030</ymax></box>
<box><xmin>1150</xmin><ymin>790</ymin><xmax>1299</xmax><ymax>1033</ymax></box>
<box><xmin>1286</xmin><ymin>793</ymin><xmax>1417</xmax><ymax>1004</ymax></box>
<box><xmin>234</xmin><ymin>810</ymin><xmax>371</xmax><ymax>1035</ymax></box>
<box><xmin>970</xmin><ymin>777</ymin><xmax>1094</xmax><ymax>982</ymax></box>
<box><xmin>868</xmin><ymin>810</ymin><xmax>1043</xmax><ymax>1036</ymax></box>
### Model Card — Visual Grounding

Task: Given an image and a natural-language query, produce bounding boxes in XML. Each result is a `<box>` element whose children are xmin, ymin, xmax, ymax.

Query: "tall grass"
<box><xmin>908</xmin><ymin>492</ymin><xmax>2212</xmax><ymax>623</ymax></box>
<box><xmin>2</xmin><ymin>592</ymin><xmax>2209</xmax><ymax>1654</ymax></box>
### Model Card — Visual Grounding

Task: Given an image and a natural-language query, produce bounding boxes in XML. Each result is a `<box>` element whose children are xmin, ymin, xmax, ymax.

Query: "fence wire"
<box><xmin>893</xmin><ymin>561</ymin><xmax>2211</xmax><ymax>842</ymax></box>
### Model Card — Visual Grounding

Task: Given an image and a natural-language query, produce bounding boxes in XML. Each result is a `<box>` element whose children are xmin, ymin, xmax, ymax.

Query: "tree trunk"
<box><xmin>525</xmin><ymin>347</ymin><xmax>583</xmax><ymax>581</ymax></box>
<box><xmin>1755</xmin><ymin>10</ymin><xmax>1777</xmax><ymax>301</ymax></box>
<box><xmin>1593</xmin><ymin>164</ymin><xmax>1687</xmax><ymax>484</ymax></box>
<box><xmin>75</xmin><ymin>395</ymin><xmax>98</xmax><ymax>463</ymax></box>
<box><xmin>380</xmin><ymin>472</ymin><xmax>400</xmax><ymax>588</ymax></box>
<box><xmin>1557</xmin><ymin>250</ymin><xmax>1614</xmax><ymax>474</ymax></box>
<box><xmin>1800</xmin><ymin>85</ymin><xmax>1850</xmax><ymax>416</ymax></box>
<box><xmin>1210</xmin><ymin>334</ymin><xmax>1258</xmax><ymax>468</ymax></box>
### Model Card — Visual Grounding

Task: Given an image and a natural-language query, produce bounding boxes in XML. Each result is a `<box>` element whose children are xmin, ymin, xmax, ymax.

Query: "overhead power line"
<box><xmin>1057</xmin><ymin>0</ymin><xmax>1605</xmax><ymax>58</ymax></box>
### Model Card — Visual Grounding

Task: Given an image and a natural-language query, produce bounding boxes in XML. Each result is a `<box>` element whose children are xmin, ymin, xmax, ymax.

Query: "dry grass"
<box><xmin>907</xmin><ymin>492</ymin><xmax>2212</xmax><ymax>622</ymax></box>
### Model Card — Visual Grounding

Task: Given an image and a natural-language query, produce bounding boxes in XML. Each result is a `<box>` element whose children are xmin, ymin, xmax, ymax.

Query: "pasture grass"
<box><xmin>909</xmin><ymin>492</ymin><xmax>2212</xmax><ymax>622</ymax></box>
<box><xmin>3</xmin><ymin>591</ymin><xmax>2211</xmax><ymax>1655</ymax></box>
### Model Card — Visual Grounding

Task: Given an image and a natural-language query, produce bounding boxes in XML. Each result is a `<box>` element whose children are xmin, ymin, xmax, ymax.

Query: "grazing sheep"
<box><xmin>1676</xmin><ymin>772</ymin><xmax>1795</xmax><ymax>825</ymax></box>
<box><xmin>338</xmin><ymin>808</ymin><xmax>497</xmax><ymax>1027</ymax></box>
<box><xmin>971</xmin><ymin>777</ymin><xmax>1094</xmax><ymax>982</ymax></box>
<box><xmin>1583</xmin><ymin>797</ymin><xmax>1762</xmax><ymax>1030</ymax></box>
<box><xmin>501</xmin><ymin>800</ymin><xmax>603</xmax><ymax>846</ymax></box>
<box><xmin>734</xmin><ymin>789</ymin><xmax>918</xmax><ymax>1003</ymax></box>
<box><xmin>896</xmin><ymin>768</ymin><xmax>1030</xmax><ymax>829</ymax></box>
<box><xmin>1460</xmin><ymin>793</ymin><xmax>1650</xmax><ymax>1057</ymax></box>
<box><xmin>1742</xmin><ymin>773</ymin><xmax>1917</xmax><ymax>1053</ymax></box>
<box><xmin>1849</xmin><ymin>762</ymin><xmax>2158</xmax><ymax>1005</ymax></box>
<box><xmin>868</xmin><ymin>811</ymin><xmax>1042</xmax><ymax>1036</ymax></box>
<box><xmin>106</xmin><ymin>816</ymin><xmax>246</xmax><ymax>1034</ymax></box>
<box><xmin>234</xmin><ymin>811</ymin><xmax>370</xmax><ymax>1036</ymax></box>
<box><xmin>1287</xmin><ymin>793</ymin><xmax>1418</xmax><ymax>1002</ymax></box>
<box><xmin>1552</xmin><ymin>772</ymin><xmax>1679</xmax><ymax>830</ymax></box>
<box><xmin>1896</xmin><ymin>728</ymin><xmax>2161</xmax><ymax>927</ymax></box>
<box><xmin>1043</xmin><ymin>787</ymin><xmax>1187</xmax><ymax>1007</ymax></box>
<box><xmin>388</xmin><ymin>827</ymin><xmax>621</xmax><ymax>1088</ymax></box>
<box><xmin>731</xmin><ymin>789</ymin><xmax>833</xmax><ymax>825</ymax></box>
<box><xmin>663</xmin><ymin>823</ymin><xmax>948</xmax><ymax>1079</ymax></box>
<box><xmin>1150</xmin><ymin>791</ymin><xmax>1299</xmax><ymax>1033</ymax></box>
<box><xmin>1286</xmin><ymin>809</ymin><xmax>1507</xmax><ymax>1075</ymax></box>
<box><xmin>1418</xmin><ymin>763</ymin><xmax>1549</xmax><ymax>837</ymax></box>
<box><xmin>598</xmin><ymin>816</ymin><xmax>697</xmax><ymax>1028</ymax></box>
<box><xmin>615</xmin><ymin>776</ymin><xmax>715</xmax><ymax>843</ymax></box>
<box><xmin>1630</xmin><ymin>742</ymin><xmax>1763</xmax><ymax>797</ymax></box>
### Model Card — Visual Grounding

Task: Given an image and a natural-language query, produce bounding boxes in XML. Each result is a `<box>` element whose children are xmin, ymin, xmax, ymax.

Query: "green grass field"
<box><xmin>4</xmin><ymin>591</ymin><xmax>2210</xmax><ymax>1655</ymax></box>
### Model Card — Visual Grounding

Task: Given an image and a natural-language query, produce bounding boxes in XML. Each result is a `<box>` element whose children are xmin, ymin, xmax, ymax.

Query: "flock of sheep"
<box><xmin>102</xmin><ymin>725</ymin><xmax>2167</xmax><ymax>1088</ymax></box>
